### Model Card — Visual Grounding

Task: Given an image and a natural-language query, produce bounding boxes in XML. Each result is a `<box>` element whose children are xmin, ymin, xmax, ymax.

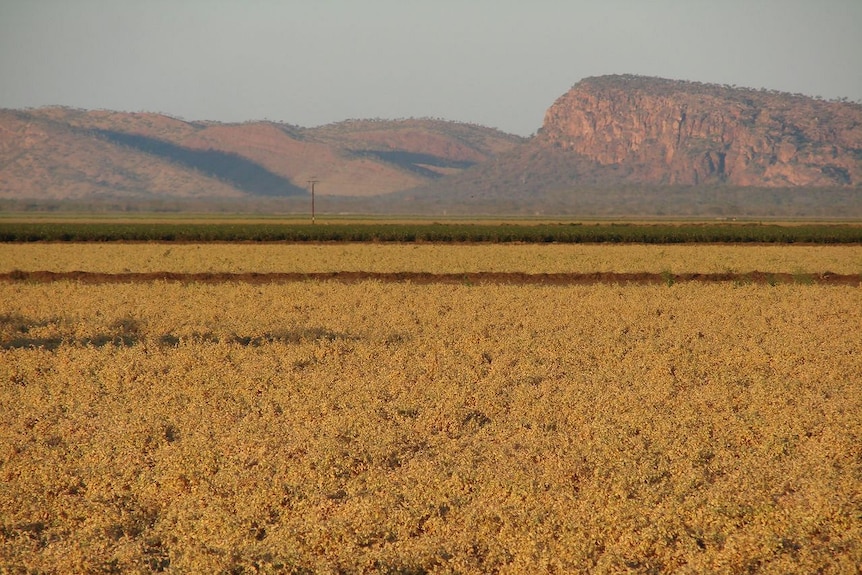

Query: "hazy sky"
<box><xmin>2</xmin><ymin>1</ymin><xmax>861</xmax><ymax>136</ymax></box>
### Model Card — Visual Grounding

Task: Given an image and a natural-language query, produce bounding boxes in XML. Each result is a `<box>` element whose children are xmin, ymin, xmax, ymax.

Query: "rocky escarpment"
<box><xmin>540</xmin><ymin>75</ymin><xmax>862</xmax><ymax>187</ymax></box>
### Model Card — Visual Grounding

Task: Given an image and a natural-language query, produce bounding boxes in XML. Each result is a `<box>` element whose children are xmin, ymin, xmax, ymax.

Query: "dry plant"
<box><xmin>1</xmin><ymin>279</ymin><xmax>860</xmax><ymax>573</ymax></box>
<box><xmin>1</xmin><ymin>243</ymin><xmax>861</xmax><ymax>275</ymax></box>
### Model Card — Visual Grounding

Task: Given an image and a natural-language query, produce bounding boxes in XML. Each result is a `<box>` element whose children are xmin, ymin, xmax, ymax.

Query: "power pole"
<box><xmin>307</xmin><ymin>179</ymin><xmax>319</xmax><ymax>224</ymax></box>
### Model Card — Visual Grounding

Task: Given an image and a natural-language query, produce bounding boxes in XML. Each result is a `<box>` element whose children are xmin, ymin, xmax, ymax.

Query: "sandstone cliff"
<box><xmin>540</xmin><ymin>75</ymin><xmax>862</xmax><ymax>187</ymax></box>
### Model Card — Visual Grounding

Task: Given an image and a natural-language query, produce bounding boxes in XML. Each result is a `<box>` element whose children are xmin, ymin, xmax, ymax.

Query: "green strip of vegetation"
<box><xmin>1</xmin><ymin>222</ymin><xmax>861</xmax><ymax>243</ymax></box>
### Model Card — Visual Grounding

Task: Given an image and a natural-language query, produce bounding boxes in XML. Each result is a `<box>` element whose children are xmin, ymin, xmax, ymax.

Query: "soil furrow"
<box><xmin>2</xmin><ymin>271</ymin><xmax>860</xmax><ymax>285</ymax></box>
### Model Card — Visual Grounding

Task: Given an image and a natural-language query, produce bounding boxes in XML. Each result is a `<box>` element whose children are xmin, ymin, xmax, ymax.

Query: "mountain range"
<box><xmin>2</xmin><ymin>75</ymin><xmax>861</xmax><ymax>217</ymax></box>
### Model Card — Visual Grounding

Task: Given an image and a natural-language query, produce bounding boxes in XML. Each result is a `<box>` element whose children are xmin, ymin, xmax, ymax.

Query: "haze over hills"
<box><xmin>1</xmin><ymin>75</ymin><xmax>861</xmax><ymax>216</ymax></box>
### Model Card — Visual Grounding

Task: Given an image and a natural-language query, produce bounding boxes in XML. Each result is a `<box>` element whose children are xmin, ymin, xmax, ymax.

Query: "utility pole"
<box><xmin>307</xmin><ymin>178</ymin><xmax>319</xmax><ymax>224</ymax></box>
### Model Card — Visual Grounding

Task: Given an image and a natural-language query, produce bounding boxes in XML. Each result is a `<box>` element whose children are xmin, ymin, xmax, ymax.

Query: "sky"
<box><xmin>1</xmin><ymin>1</ymin><xmax>861</xmax><ymax>136</ymax></box>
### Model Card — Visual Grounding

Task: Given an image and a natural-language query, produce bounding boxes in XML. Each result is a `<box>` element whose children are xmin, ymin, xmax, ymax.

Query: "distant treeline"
<box><xmin>2</xmin><ymin>222</ymin><xmax>861</xmax><ymax>243</ymax></box>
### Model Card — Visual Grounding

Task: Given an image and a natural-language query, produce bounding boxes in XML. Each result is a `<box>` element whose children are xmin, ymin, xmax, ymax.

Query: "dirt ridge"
<box><xmin>2</xmin><ymin>270</ymin><xmax>859</xmax><ymax>285</ymax></box>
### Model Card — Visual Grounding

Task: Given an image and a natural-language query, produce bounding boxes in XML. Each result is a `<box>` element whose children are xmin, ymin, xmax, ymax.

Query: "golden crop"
<box><xmin>1</xmin><ymin>244</ymin><xmax>860</xmax><ymax>573</ymax></box>
<box><xmin>2</xmin><ymin>243</ymin><xmax>861</xmax><ymax>275</ymax></box>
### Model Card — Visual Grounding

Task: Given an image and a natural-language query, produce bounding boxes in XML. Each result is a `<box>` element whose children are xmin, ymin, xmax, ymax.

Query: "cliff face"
<box><xmin>540</xmin><ymin>75</ymin><xmax>862</xmax><ymax>186</ymax></box>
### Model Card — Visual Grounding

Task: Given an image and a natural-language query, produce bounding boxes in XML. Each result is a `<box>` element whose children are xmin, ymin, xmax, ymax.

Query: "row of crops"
<box><xmin>1</xmin><ymin>222</ymin><xmax>861</xmax><ymax>243</ymax></box>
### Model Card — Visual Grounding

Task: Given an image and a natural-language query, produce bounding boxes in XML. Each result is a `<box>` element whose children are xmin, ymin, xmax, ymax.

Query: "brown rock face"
<box><xmin>540</xmin><ymin>75</ymin><xmax>862</xmax><ymax>186</ymax></box>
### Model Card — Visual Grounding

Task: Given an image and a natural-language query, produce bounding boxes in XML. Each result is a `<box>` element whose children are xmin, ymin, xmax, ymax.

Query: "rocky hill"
<box><xmin>399</xmin><ymin>76</ymin><xmax>862</xmax><ymax>216</ymax></box>
<box><xmin>541</xmin><ymin>75</ymin><xmax>862</xmax><ymax>187</ymax></box>
<box><xmin>0</xmin><ymin>107</ymin><xmax>522</xmax><ymax>202</ymax></box>
<box><xmin>2</xmin><ymin>75</ymin><xmax>861</xmax><ymax>216</ymax></box>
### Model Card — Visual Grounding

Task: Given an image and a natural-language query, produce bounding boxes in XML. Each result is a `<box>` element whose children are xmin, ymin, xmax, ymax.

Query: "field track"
<box><xmin>2</xmin><ymin>270</ymin><xmax>861</xmax><ymax>285</ymax></box>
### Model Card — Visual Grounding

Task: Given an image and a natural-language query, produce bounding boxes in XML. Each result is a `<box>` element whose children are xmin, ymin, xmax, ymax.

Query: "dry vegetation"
<box><xmin>1</xmin><ymin>245</ymin><xmax>861</xmax><ymax>573</ymax></box>
<box><xmin>2</xmin><ymin>243</ymin><xmax>861</xmax><ymax>275</ymax></box>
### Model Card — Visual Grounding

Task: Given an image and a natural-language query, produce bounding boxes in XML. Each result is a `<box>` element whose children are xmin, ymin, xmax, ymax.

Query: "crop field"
<box><xmin>1</xmin><ymin>240</ymin><xmax>861</xmax><ymax>573</ymax></box>
<box><xmin>2</xmin><ymin>221</ymin><xmax>862</xmax><ymax>244</ymax></box>
<box><xmin>2</xmin><ymin>243</ymin><xmax>862</xmax><ymax>276</ymax></box>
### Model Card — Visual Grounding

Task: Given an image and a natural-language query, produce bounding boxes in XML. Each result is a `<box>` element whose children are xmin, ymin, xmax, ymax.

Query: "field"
<box><xmin>2</xmin><ymin>221</ymin><xmax>862</xmax><ymax>243</ymax></box>
<box><xmin>2</xmin><ymin>243</ymin><xmax>861</xmax><ymax>276</ymax></box>
<box><xmin>1</xmin><ymin>235</ymin><xmax>861</xmax><ymax>573</ymax></box>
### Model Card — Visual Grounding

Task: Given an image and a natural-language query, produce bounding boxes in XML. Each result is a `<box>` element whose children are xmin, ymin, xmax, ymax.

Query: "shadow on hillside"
<box><xmin>94</xmin><ymin>130</ymin><xmax>306</xmax><ymax>197</ymax></box>
<box><xmin>352</xmin><ymin>150</ymin><xmax>475</xmax><ymax>179</ymax></box>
